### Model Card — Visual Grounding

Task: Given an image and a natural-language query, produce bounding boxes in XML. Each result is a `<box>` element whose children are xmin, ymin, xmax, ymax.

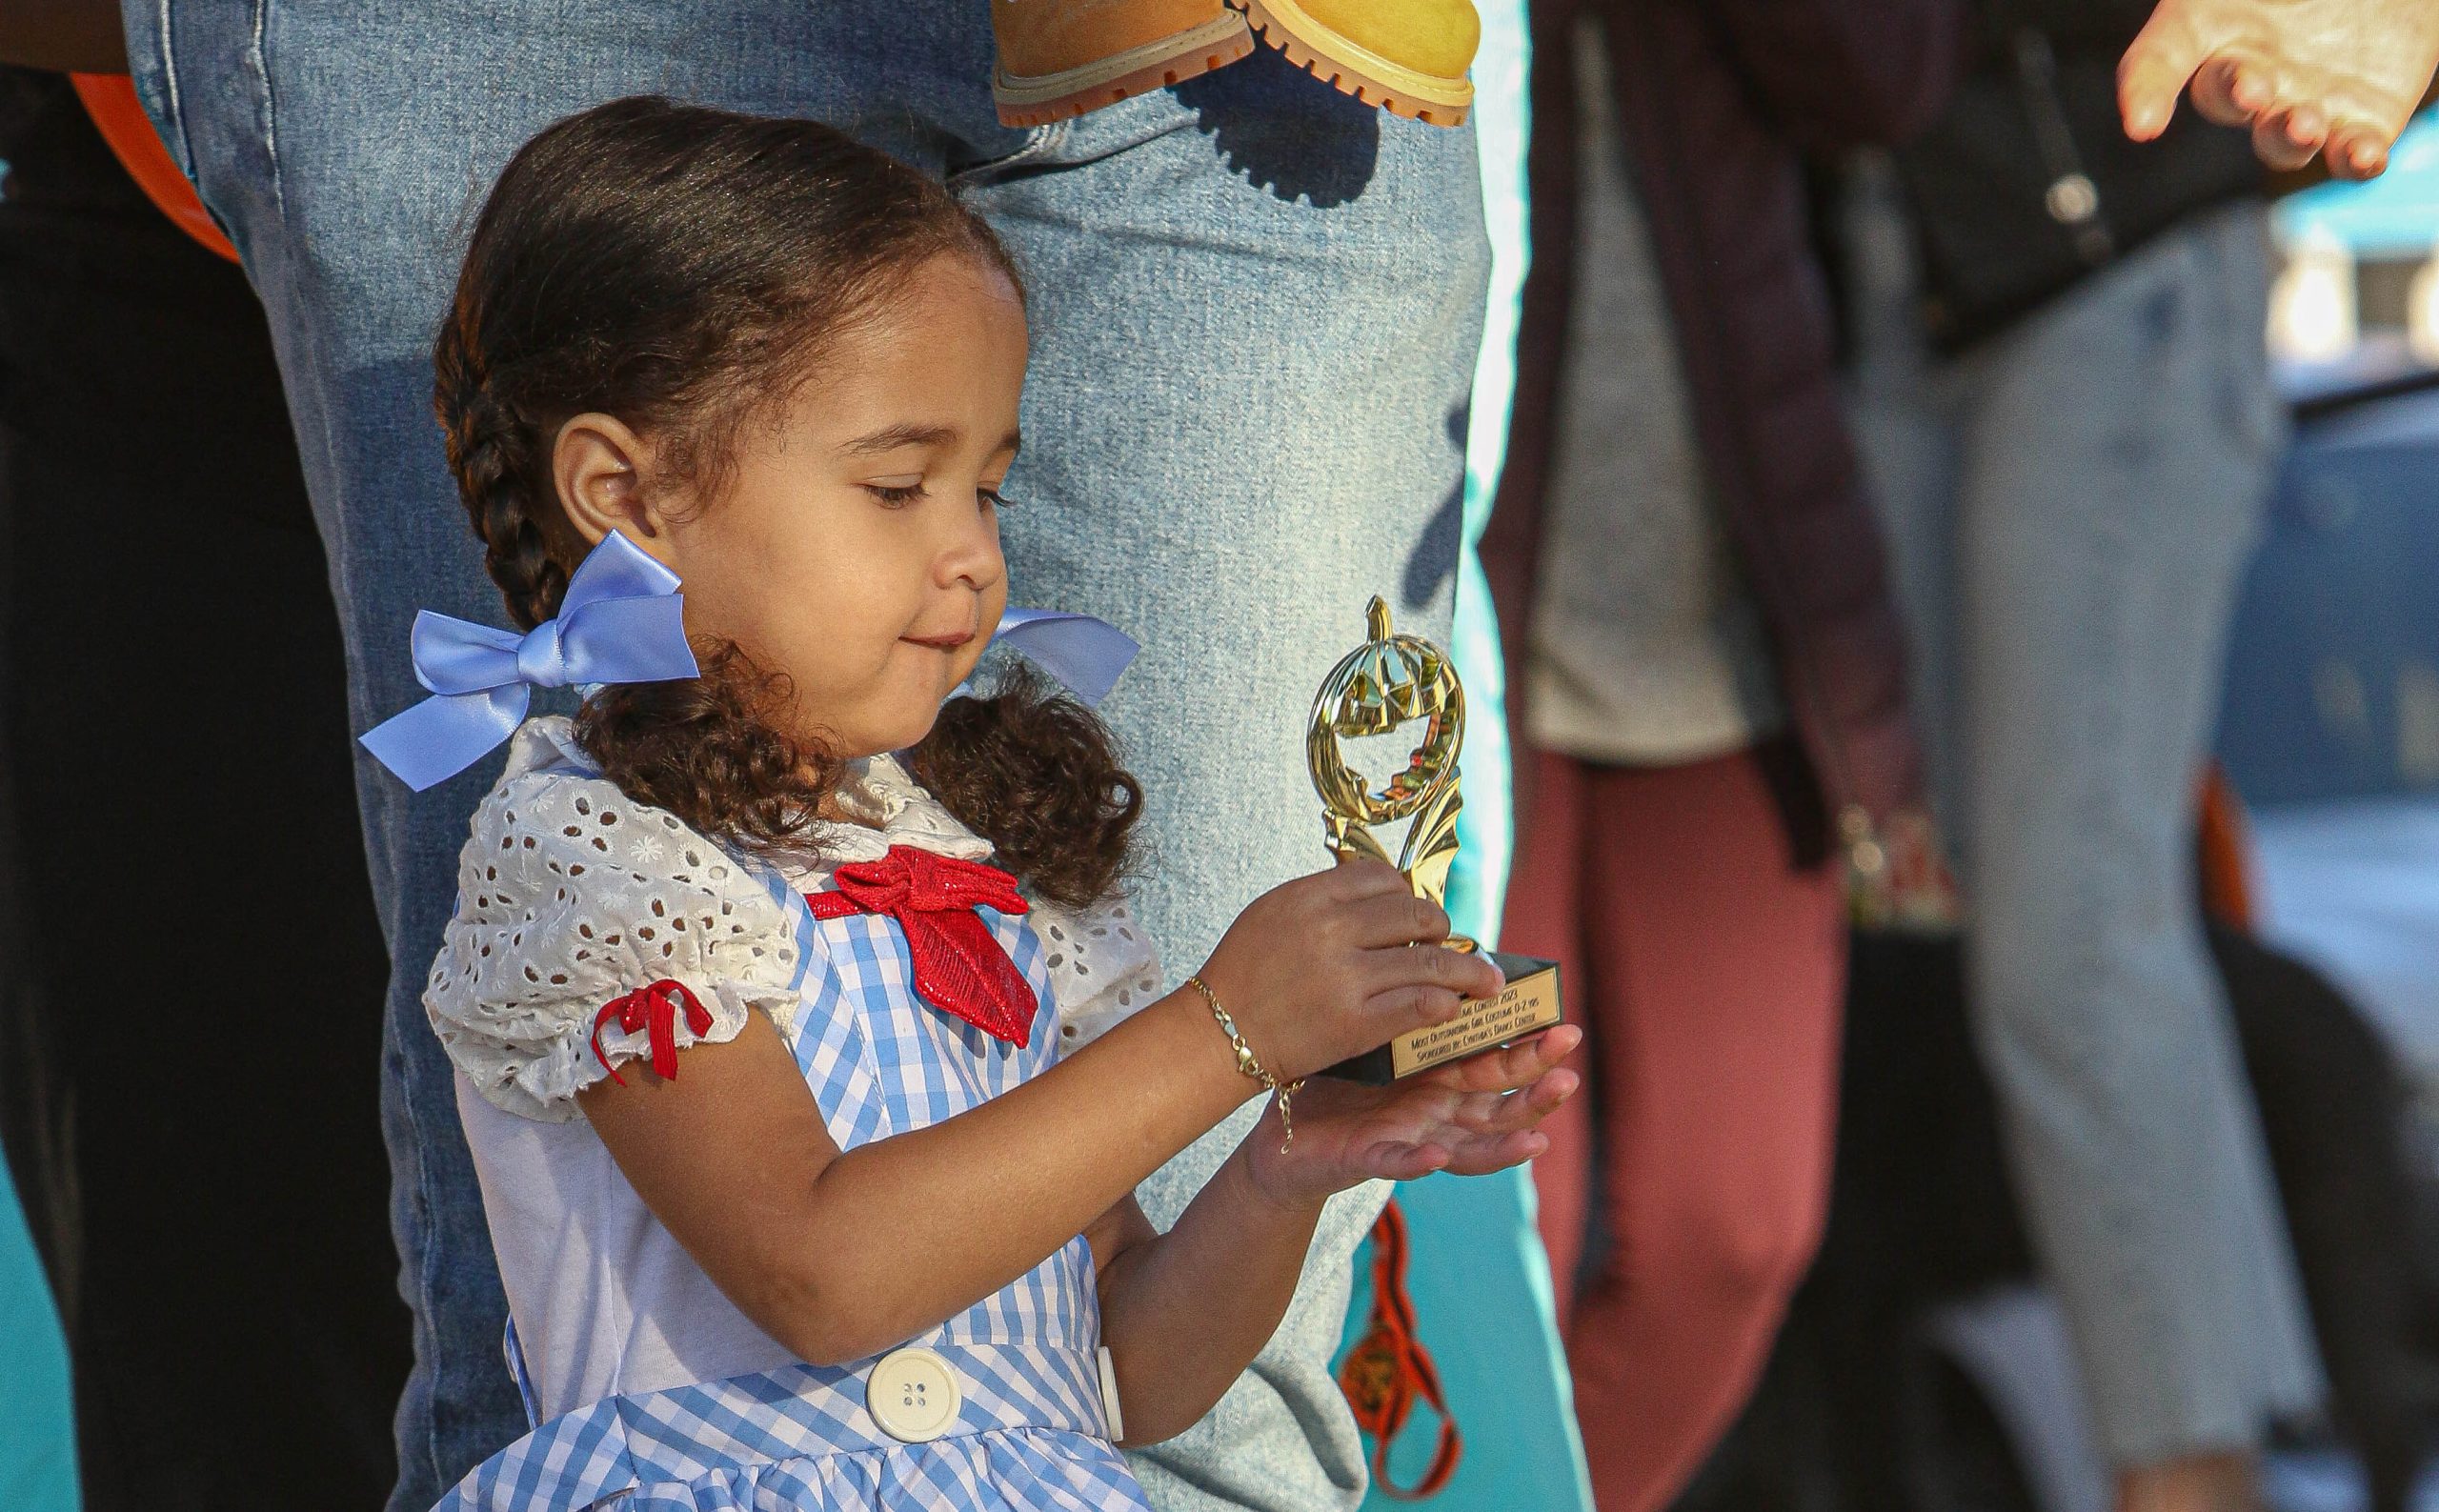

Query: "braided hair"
<box><xmin>431</xmin><ymin>97</ymin><xmax>1138</xmax><ymax>906</ymax></box>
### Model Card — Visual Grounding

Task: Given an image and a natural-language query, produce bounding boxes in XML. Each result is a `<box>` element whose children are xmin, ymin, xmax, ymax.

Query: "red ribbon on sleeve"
<box><xmin>590</xmin><ymin>979</ymin><xmax>715</xmax><ymax>1086</ymax></box>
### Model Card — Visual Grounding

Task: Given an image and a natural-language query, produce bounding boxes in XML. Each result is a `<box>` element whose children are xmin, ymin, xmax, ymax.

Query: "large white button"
<box><xmin>866</xmin><ymin>1346</ymin><xmax>961</xmax><ymax>1443</ymax></box>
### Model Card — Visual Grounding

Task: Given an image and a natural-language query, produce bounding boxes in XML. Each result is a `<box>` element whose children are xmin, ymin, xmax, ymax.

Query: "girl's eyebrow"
<box><xmin>842</xmin><ymin>422</ymin><xmax>958</xmax><ymax>455</ymax></box>
<box><xmin>839</xmin><ymin>424</ymin><xmax>1023</xmax><ymax>456</ymax></box>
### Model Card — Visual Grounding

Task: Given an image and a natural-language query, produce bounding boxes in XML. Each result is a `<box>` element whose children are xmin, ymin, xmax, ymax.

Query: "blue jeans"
<box><xmin>120</xmin><ymin>8</ymin><xmax>1487</xmax><ymax>1507</ymax></box>
<box><xmin>1846</xmin><ymin>177</ymin><xmax>2325</xmax><ymax>1464</ymax></box>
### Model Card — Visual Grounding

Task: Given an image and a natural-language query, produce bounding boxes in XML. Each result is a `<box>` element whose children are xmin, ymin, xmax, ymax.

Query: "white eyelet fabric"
<box><xmin>426</xmin><ymin>718</ymin><xmax>1164</xmax><ymax>1122</ymax></box>
<box><xmin>758</xmin><ymin>749</ymin><xmax>996</xmax><ymax>882</ymax></box>
<box><xmin>1034</xmin><ymin>895</ymin><xmax>1164</xmax><ymax>1051</ymax></box>
<box><xmin>424</xmin><ymin>718</ymin><xmax>800</xmax><ymax>1122</ymax></box>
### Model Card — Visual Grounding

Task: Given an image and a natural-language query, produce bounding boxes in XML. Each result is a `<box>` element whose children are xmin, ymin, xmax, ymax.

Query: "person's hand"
<box><xmin>1239</xmin><ymin>1027</ymin><xmax>1582</xmax><ymax>1209</ymax></box>
<box><xmin>2120</xmin><ymin>0</ymin><xmax>2439</xmax><ymax>178</ymax></box>
<box><xmin>1194</xmin><ymin>858</ymin><xmax>1506</xmax><ymax>1087</ymax></box>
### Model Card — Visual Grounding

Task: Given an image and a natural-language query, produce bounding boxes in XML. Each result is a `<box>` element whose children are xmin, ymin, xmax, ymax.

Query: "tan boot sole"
<box><xmin>994</xmin><ymin>11</ymin><xmax>1256</xmax><ymax>127</ymax></box>
<box><xmin>1239</xmin><ymin>0</ymin><xmax>1473</xmax><ymax>126</ymax></box>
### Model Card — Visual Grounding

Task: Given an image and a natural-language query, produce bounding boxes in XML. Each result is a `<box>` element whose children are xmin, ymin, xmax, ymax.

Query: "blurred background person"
<box><xmin>0</xmin><ymin>15</ymin><xmax>120</xmax><ymax>1512</ymax></box>
<box><xmin>1840</xmin><ymin>4</ymin><xmax>2324</xmax><ymax>1509</ymax></box>
<box><xmin>0</xmin><ymin>651</ymin><xmax>72</xmax><ymax>1509</ymax></box>
<box><xmin>1479</xmin><ymin>3</ymin><xmax>1958</xmax><ymax>1509</ymax></box>
<box><xmin>0</xmin><ymin>46</ymin><xmax>409</xmax><ymax>1512</ymax></box>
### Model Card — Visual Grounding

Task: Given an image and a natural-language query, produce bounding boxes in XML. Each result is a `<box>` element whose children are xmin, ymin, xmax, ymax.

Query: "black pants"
<box><xmin>0</xmin><ymin>68</ymin><xmax>409</xmax><ymax>1510</ymax></box>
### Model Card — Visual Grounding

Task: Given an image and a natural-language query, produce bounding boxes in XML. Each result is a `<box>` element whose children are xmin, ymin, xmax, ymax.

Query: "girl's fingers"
<box><xmin>1363</xmin><ymin>938</ymin><xmax>1503</xmax><ymax>1005</ymax></box>
<box><xmin>1343</xmin><ymin>888</ymin><xmax>1451</xmax><ymax>950</ymax></box>
<box><xmin>1417</xmin><ymin>1025</ymin><xmax>1581</xmax><ymax>1095</ymax></box>
<box><xmin>1317</xmin><ymin>856</ymin><xmax>1417</xmax><ymax>902</ymax></box>
<box><xmin>1360</xmin><ymin>983</ymin><xmax>1467</xmax><ymax>1032</ymax></box>
<box><xmin>1416</xmin><ymin>1038</ymin><xmax>1530</xmax><ymax>1094</ymax></box>
<box><xmin>1356</xmin><ymin>1068</ymin><xmax>1572</xmax><ymax>1150</ymax></box>
<box><xmin>1361</xmin><ymin>1139</ymin><xmax>1450</xmax><ymax>1182</ymax></box>
<box><xmin>1447</xmin><ymin>1069</ymin><xmax>1578</xmax><ymax>1136</ymax></box>
<box><xmin>1441</xmin><ymin>1090</ymin><xmax>1524</xmax><ymax>1137</ymax></box>
<box><xmin>1436</xmin><ymin>1128</ymin><xmax>1550</xmax><ymax>1178</ymax></box>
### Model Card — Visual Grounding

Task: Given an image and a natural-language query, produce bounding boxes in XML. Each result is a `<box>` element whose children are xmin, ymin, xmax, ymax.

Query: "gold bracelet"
<box><xmin>1187</xmin><ymin>975</ymin><xmax>1306</xmax><ymax>1154</ymax></box>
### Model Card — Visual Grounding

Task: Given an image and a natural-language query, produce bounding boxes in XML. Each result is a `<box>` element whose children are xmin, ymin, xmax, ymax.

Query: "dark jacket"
<box><xmin>1482</xmin><ymin>0</ymin><xmax>1957</xmax><ymax>851</ymax></box>
<box><xmin>1895</xmin><ymin>1</ymin><xmax>2265</xmax><ymax>349</ymax></box>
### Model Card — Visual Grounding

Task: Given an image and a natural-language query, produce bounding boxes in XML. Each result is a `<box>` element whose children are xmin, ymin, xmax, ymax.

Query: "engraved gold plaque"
<box><xmin>1309</xmin><ymin>598</ymin><xmax>1563</xmax><ymax>1082</ymax></box>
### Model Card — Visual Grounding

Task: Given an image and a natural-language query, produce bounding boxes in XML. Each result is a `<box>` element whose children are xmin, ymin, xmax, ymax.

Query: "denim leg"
<box><xmin>1951</xmin><ymin>205</ymin><xmax>2323</xmax><ymax>1463</ymax></box>
<box><xmin>121</xmin><ymin>9</ymin><xmax>512</xmax><ymax>1504</ymax></box>
<box><xmin>121</xmin><ymin>6</ymin><xmax>1484</xmax><ymax>1508</ymax></box>
<box><xmin>961</xmin><ymin>52</ymin><xmax>1489</xmax><ymax>1511</ymax></box>
<box><xmin>1860</xmin><ymin>202</ymin><xmax>2323</xmax><ymax>1464</ymax></box>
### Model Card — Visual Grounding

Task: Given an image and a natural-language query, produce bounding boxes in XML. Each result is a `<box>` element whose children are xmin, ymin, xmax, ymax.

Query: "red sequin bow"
<box><xmin>806</xmin><ymin>845</ymin><xmax>1038</xmax><ymax>1047</ymax></box>
<box><xmin>590</xmin><ymin>979</ymin><xmax>714</xmax><ymax>1085</ymax></box>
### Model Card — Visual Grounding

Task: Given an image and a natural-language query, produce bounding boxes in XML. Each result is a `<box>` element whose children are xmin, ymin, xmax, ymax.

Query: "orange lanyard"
<box><xmin>1337</xmin><ymin>1200</ymin><xmax>1461</xmax><ymax>1500</ymax></box>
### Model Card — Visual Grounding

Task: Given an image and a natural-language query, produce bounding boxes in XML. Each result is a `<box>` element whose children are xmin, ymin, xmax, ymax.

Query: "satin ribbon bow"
<box><xmin>359</xmin><ymin>532</ymin><xmax>699</xmax><ymax>791</ymax></box>
<box><xmin>805</xmin><ymin>845</ymin><xmax>1040</xmax><ymax>1047</ymax></box>
<box><xmin>960</xmin><ymin>607</ymin><xmax>1138</xmax><ymax>709</ymax></box>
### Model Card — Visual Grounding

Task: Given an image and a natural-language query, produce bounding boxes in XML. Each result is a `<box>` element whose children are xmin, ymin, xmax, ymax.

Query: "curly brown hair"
<box><xmin>433</xmin><ymin>96</ymin><xmax>1139</xmax><ymax>907</ymax></box>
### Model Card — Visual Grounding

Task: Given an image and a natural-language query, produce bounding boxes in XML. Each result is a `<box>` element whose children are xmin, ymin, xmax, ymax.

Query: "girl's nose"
<box><xmin>937</xmin><ymin>504</ymin><xmax>1005</xmax><ymax>591</ymax></box>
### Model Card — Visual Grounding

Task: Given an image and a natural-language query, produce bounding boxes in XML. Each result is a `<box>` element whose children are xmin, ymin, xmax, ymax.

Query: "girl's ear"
<box><xmin>553</xmin><ymin>413</ymin><xmax>670</xmax><ymax>554</ymax></box>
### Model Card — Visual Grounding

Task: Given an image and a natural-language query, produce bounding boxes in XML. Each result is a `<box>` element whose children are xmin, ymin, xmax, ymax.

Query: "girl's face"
<box><xmin>555</xmin><ymin>252</ymin><xmax>1025</xmax><ymax>761</ymax></box>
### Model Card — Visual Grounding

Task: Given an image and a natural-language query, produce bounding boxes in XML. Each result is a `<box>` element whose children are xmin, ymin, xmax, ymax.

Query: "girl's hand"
<box><xmin>1195</xmin><ymin>859</ymin><xmax>1508</xmax><ymax>1086</ymax></box>
<box><xmin>2119</xmin><ymin>0</ymin><xmax>2439</xmax><ymax>178</ymax></box>
<box><xmin>1238</xmin><ymin>1025</ymin><xmax>1582</xmax><ymax>1211</ymax></box>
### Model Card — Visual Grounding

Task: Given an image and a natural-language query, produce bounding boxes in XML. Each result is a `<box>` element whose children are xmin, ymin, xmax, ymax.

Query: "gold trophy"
<box><xmin>1310</xmin><ymin>597</ymin><xmax>1563</xmax><ymax>1082</ymax></box>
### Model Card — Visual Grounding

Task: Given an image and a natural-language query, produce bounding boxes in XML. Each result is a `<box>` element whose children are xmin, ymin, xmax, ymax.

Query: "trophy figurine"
<box><xmin>1310</xmin><ymin>597</ymin><xmax>1563</xmax><ymax>1082</ymax></box>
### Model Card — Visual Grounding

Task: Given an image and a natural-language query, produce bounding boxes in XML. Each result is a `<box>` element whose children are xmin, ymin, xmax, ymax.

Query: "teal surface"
<box><xmin>0</xmin><ymin>1157</ymin><xmax>78</xmax><ymax>1512</ymax></box>
<box><xmin>2276</xmin><ymin>106</ymin><xmax>2439</xmax><ymax>256</ymax></box>
<box><xmin>1339</xmin><ymin>6</ymin><xmax>1595</xmax><ymax>1509</ymax></box>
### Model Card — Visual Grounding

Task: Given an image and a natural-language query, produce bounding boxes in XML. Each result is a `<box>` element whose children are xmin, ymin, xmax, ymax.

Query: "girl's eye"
<box><xmin>980</xmin><ymin>488</ymin><xmax>1018</xmax><ymax>510</ymax></box>
<box><xmin>865</xmin><ymin>482</ymin><xmax>926</xmax><ymax>508</ymax></box>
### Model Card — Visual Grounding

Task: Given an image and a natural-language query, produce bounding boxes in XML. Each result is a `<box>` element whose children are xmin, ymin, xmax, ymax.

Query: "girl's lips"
<box><xmin>901</xmin><ymin>630</ymin><xmax>975</xmax><ymax>650</ymax></box>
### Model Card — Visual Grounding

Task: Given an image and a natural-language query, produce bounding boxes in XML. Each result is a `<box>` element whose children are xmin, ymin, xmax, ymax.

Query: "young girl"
<box><xmin>365</xmin><ymin>97</ymin><xmax>1577</xmax><ymax>1512</ymax></box>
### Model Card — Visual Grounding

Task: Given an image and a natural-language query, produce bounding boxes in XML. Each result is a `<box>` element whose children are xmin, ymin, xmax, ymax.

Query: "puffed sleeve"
<box><xmin>1029</xmin><ymin>893</ymin><xmax>1165</xmax><ymax>1054</ymax></box>
<box><xmin>422</xmin><ymin>760</ymin><xmax>801</xmax><ymax>1122</ymax></box>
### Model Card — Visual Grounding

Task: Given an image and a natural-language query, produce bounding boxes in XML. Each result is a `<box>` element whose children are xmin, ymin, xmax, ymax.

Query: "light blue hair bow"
<box><xmin>361</xmin><ymin>531</ymin><xmax>1139</xmax><ymax>792</ymax></box>
<box><xmin>360</xmin><ymin>532</ymin><xmax>699</xmax><ymax>791</ymax></box>
<box><xmin>972</xmin><ymin>606</ymin><xmax>1138</xmax><ymax>708</ymax></box>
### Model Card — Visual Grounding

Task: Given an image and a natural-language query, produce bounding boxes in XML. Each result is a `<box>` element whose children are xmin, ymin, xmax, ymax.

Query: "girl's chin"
<box><xmin>807</xmin><ymin>673</ymin><xmax>967</xmax><ymax>759</ymax></box>
<box><xmin>857</xmin><ymin>702</ymin><xmax>957</xmax><ymax>759</ymax></box>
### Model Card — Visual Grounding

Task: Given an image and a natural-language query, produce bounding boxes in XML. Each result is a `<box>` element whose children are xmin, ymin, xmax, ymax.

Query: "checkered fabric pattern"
<box><xmin>437</xmin><ymin>872</ymin><xmax>1150</xmax><ymax>1511</ymax></box>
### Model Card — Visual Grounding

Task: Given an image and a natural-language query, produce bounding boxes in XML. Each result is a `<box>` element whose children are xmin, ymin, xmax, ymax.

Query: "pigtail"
<box><xmin>573</xmin><ymin>644</ymin><xmax>841</xmax><ymax>849</ymax></box>
<box><xmin>436</xmin><ymin>265</ymin><xmax>842</xmax><ymax>849</ymax></box>
<box><xmin>909</xmin><ymin>663</ymin><xmax>1141</xmax><ymax>909</ymax></box>
<box><xmin>433</xmin><ymin>332</ymin><xmax>567</xmax><ymax>630</ymax></box>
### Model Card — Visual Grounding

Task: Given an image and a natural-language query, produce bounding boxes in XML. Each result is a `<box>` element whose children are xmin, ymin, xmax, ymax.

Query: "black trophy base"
<box><xmin>1320</xmin><ymin>951</ymin><xmax>1563</xmax><ymax>1084</ymax></box>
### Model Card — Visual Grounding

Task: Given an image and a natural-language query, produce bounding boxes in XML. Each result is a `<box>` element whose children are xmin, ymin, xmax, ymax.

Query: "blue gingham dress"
<box><xmin>428</xmin><ymin>729</ymin><xmax>1156</xmax><ymax>1512</ymax></box>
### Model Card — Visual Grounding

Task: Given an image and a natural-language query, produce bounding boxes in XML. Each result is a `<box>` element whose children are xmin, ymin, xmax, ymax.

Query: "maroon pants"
<box><xmin>1503</xmin><ymin>746</ymin><xmax>1845</xmax><ymax>1512</ymax></box>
